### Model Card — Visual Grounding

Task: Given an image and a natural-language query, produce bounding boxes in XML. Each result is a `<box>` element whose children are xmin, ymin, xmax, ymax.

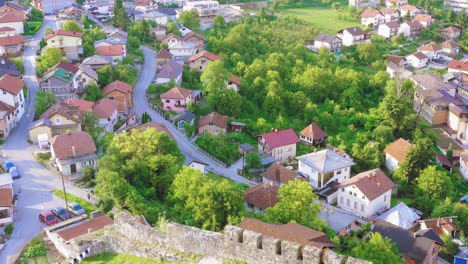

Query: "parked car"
<box><xmin>39</xmin><ymin>210</ymin><xmax>59</xmax><ymax>225</ymax></box>
<box><xmin>67</xmin><ymin>202</ymin><xmax>85</xmax><ymax>215</ymax></box>
<box><xmin>52</xmin><ymin>206</ymin><xmax>68</xmax><ymax>221</ymax></box>
<box><xmin>9</xmin><ymin>167</ymin><xmax>20</xmax><ymax>179</ymax></box>
<box><xmin>5</xmin><ymin>160</ymin><xmax>14</xmax><ymax>171</ymax></box>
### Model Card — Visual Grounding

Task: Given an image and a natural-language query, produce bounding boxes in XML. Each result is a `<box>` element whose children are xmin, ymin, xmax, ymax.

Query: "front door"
<box><xmin>70</xmin><ymin>164</ymin><xmax>77</xmax><ymax>174</ymax></box>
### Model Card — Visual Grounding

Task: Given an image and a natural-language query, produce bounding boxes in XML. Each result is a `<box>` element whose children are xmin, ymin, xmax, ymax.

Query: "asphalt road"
<box><xmin>0</xmin><ymin>16</ymin><xmax>90</xmax><ymax>264</ymax></box>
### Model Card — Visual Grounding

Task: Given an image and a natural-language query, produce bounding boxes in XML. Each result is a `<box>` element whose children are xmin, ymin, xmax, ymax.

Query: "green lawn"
<box><xmin>81</xmin><ymin>253</ymin><xmax>170</xmax><ymax>264</ymax></box>
<box><xmin>52</xmin><ymin>190</ymin><xmax>97</xmax><ymax>217</ymax></box>
<box><xmin>281</xmin><ymin>7</ymin><xmax>360</xmax><ymax>34</ymax></box>
<box><xmin>24</xmin><ymin>22</ymin><xmax>43</xmax><ymax>36</ymax></box>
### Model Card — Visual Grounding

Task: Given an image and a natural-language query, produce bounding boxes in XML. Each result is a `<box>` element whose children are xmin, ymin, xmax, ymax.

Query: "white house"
<box><xmin>378</xmin><ymin>22</ymin><xmax>400</xmax><ymax>39</ymax></box>
<box><xmin>135</xmin><ymin>10</ymin><xmax>169</xmax><ymax>25</ymax></box>
<box><xmin>417</xmin><ymin>43</ymin><xmax>441</xmax><ymax>60</ymax></box>
<box><xmin>360</xmin><ymin>9</ymin><xmax>383</xmax><ymax>27</ymax></box>
<box><xmin>296</xmin><ymin>149</ymin><xmax>355</xmax><ymax>190</ymax></box>
<box><xmin>384</xmin><ymin>138</ymin><xmax>412</xmax><ymax>171</ymax></box>
<box><xmin>0</xmin><ymin>74</ymin><xmax>25</xmax><ymax>122</ymax></box>
<box><xmin>400</xmin><ymin>4</ymin><xmax>419</xmax><ymax>18</ymax></box>
<box><xmin>168</xmin><ymin>42</ymin><xmax>198</xmax><ymax>57</ymax></box>
<box><xmin>73</xmin><ymin>65</ymin><xmax>98</xmax><ymax>91</ymax></box>
<box><xmin>398</xmin><ymin>21</ymin><xmax>423</xmax><ymax>38</ymax></box>
<box><xmin>0</xmin><ymin>13</ymin><xmax>24</xmax><ymax>35</ymax></box>
<box><xmin>380</xmin><ymin>7</ymin><xmax>399</xmax><ymax>22</ymax></box>
<box><xmin>182</xmin><ymin>1</ymin><xmax>219</xmax><ymax>17</ymax></box>
<box><xmin>187</xmin><ymin>160</ymin><xmax>209</xmax><ymax>174</ymax></box>
<box><xmin>313</xmin><ymin>33</ymin><xmax>342</xmax><ymax>52</ymax></box>
<box><xmin>406</xmin><ymin>52</ymin><xmax>428</xmax><ymax>69</ymax></box>
<box><xmin>92</xmin><ymin>98</ymin><xmax>118</xmax><ymax>133</ymax></box>
<box><xmin>337</xmin><ymin>168</ymin><xmax>395</xmax><ymax>218</ymax></box>
<box><xmin>337</xmin><ymin>27</ymin><xmax>371</xmax><ymax>46</ymax></box>
<box><xmin>460</xmin><ymin>152</ymin><xmax>468</xmax><ymax>180</ymax></box>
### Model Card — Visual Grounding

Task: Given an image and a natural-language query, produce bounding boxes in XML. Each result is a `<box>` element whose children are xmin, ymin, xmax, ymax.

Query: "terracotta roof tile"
<box><xmin>50</xmin><ymin>131</ymin><xmax>97</xmax><ymax>160</ymax></box>
<box><xmin>161</xmin><ymin>33</ymin><xmax>182</xmax><ymax>43</ymax></box>
<box><xmin>0</xmin><ymin>188</ymin><xmax>12</xmax><ymax>207</ymax></box>
<box><xmin>260</xmin><ymin>129</ymin><xmax>299</xmax><ymax>149</ymax></box>
<box><xmin>414</xmin><ymin>14</ymin><xmax>432</xmax><ymax>22</ymax></box>
<box><xmin>0</xmin><ymin>101</ymin><xmax>14</xmax><ymax>114</ymax></box>
<box><xmin>188</xmin><ymin>50</ymin><xmax>220</xmax><ymax>63</ymax></box>
<box><xmin>57</xmin><ymin>216</ymin><xmax>114</xmax><ymax>242</ymax></box>
<box><xmin>0</xmin><ymin>12</ymin><xmax>23</xmax><ymax>23</ymax></box>
<box><xmin>260</xmin><ymin>163</ymin><xmax>298</xmax><ymax>184</ymax></box>
<box><xmin>360</xmin><ymin>9</ymin><xmax>381</xmax><ymax>18</ymax></box>
<box><xmin>40</xmin><ymin>101</ymin><xmax>82</xmax><ymax>123</ymax></box>
<box><xmin>160</xmin><ymin>87</ymin><xmax>192</xmax><ymax>100</ymax></box>
<box><xmin>244</xmin><ymin>182</ymin><xmax>279</xmax><ymax>210</ymax></box>
<box><xmin>337</xmin><ymin>168</ymin><xmax>395</xmax><ymax>201</ymax></box>
<box><xmin>411</xmin><ymin>51</ymin><xmax>427</xmax><ymax>60</ymax></box>
<box><xmin>197</xmin><ymin>112</ymin><xmax>227</xmax><ymax>129</ymax></box>
<box><xmin>52</xmin><ymin>61</ymin><xmax>79</xmax><ymax>74</ymax></box>
<box><xmin>384</xmin><ymin>138</ymin><xmax>412</xmax><ymax>163</ymax></box>
<box><xmin>229</xmin><ymin>74</ymin><xmax>241</xmax><ymax>85</ymax></box>
<box><xmin>380</xmin><ymin>7</ymin><xmax>397</xmax><ymax>15</ymax></box>
<box><xmin>440</xmin><ymin>40</ymin><xmax>458</xmax><ymax>49</ymax></box>
<box><xmin>442</xmin><ymin>26</ymin><xmax>461</xmax><ymax>33</ymax></box>
<box><xmin>0</xmin><ymin>74</ymin><xmax>24</xmax><ymax>95</ymax></box>
<box><xmin>240</xmin><ymin>218</ymin><xmax>337</xmax><ymax>248</ymax></box>
<box><xmin>300</xmin><ymin>123</ymin><xmax>328</xmax><ymax>140</ymax></box>
<box><xmin>448</xmin><ymin>60</ymin><xmax>468</xmax><ymax>72</ymax></box>
<box><xmin>182</xmin><ymin>31</ymin><xmax>206</xmax><ymax>41</ymax></box>
<box><xmin>96</xmin><ymin>45</ymin><xmax>124</xmax><ymax>56</ymax></box>
<box><xmin>44</xmin><ymin>30</ymin><xmax>83</xmax><ymax>41</ymax></box>
<box><xmin>92</xmin><ymin>98</ymin><xmax>118</xmax><ymax>118</ymax></box>
<box><xmin>401</xmin><ymin>4</ymin><xmax>417</xmax><ymax>11</ymax></box>
<box><xmin>418</xmin><ymin>43</ymin><xmax>441</xmax><ymax>52</ymax></box>
<box><xmin>65</xmin><ymin>99</ymin><xmax>95</xmax><ymax>112</ymax></box>
<box><xmin>157</xmin><ymin>49</ymin><xmax>173</xmax><ymax>60</ymax></box>
<box><xmin>418</xmin><ymin>217</ymin><xmax>461</xmax><ymax>237</ymax></box>
<box><xmin>103</xmin><ymin>80</ymin><xmax>133</xmax><ymax>94</ymax></box>
<box><xmin>0</xmin><ymin>35</ymin><xmax>24</xmax><ymax>46</ymax></box>
<box><xmin>387</xmin><ymin>55</ymin><xmax>405</xmax><ymax>64</ymax></box>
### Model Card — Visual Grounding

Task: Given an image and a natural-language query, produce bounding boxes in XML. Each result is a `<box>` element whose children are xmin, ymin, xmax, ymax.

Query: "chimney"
<box><xmin>88</xmin><ymin>228</ymin><xmax>93</xmax><ymax>233</ymax></box>
<box><xmin>72</xmin><ymin>146</ymin><xmax>76</xmax><ymax>157</ymax></box>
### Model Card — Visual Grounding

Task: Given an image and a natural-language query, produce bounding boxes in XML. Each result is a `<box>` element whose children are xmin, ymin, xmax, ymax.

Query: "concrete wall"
<box><xmin>56</xmin><ymin>213</ymin><xmax>372</xmax><ymax>264</ymax></box>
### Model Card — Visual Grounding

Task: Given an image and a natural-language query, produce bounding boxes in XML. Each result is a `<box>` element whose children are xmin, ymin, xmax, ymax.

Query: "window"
<box><xmin>361</xmin><ymin>204</ymin><xmax>364</xmax><ymax>212</ymax></box>
<box><xmin>354</xmin><ymin>201</ymin><xmax>357</xmax><ymax>209</ymax></box>
<box><xmin>340</xmin><ymin>197</ymin><xmax>344</xmax><ymax>204</ymax></box>
<box><xmin>342</xmin><ymin>188</ymin><xmax>344</xmax><ymax>192</ymax></box>
<box><xmin>2</xmin><ymin>90</ymin><xmax>5</xmax><ymax>94</ymax></box>
<box><xmin>349</xmin><ymin>191</ymin><xmax>352</xmax><ymax>195</ymax></box>
<box><xmin>214</xmin><ymin>129</ymin><xmax>219</xmax><ymax>134</ymax></box>
<box><xmin>55</xmin><ymin>118</ymin><xmax>61</xmax><ymax>124</ymax></box>
<box><xmin>346</xmin><ymin>199</ymin><xmax>350</xmax><ymax>206</ymax></box>
<box><xmin>247</xmin><ymin>203</ymin><xmax>254</xmax><ymax>209</ymax></box>
<box><xmin>336</xmin><ymin>170</ymin><xmax>342</xmax><ymax>175</ymax></box>
<box><xmin>362</xmin><ymin>195</ymin><xmax>365</xmax><ymax>200</ymax></box>
<box><xmin>165</xmin><ymin>100</ymin><xmax>169</xmax><ymax>103</ymax></box>
<box><xmin>354</xmin><ymin>193</ymin><xmax>356</xmax><ymax>197</ymax></box>
<box><xmin>384</xmin><ymin>195</ymin><xmax>387</xmax><ymax>202</ymax></box>
<box><xmin>201</xmin><ymin>59</ymin><xmax>206</xmax><ymax>64</ymax></box>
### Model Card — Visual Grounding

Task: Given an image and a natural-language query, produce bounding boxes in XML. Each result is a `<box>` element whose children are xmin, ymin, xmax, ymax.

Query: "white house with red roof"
<box><xmin>0</xmin><ymin>12</ymin><xmax>24</xmax><ymax>35</ymax></box>
<box><xmin>92</xmin><ymin>98</ymin><xmax>118</xmax><ymax>132</ymax></box>
<box><xmin>160</xmin><ymin>87</ymin><xmax>201</xmax><ymax>112</ymax></box>
<box><xmin>406</xmin><ymin>52</ymin><xmax>428</xmax><ymax>69</ymax></box>
<box><xmin>448</xmin><ymin>59</ymin><xmax>468</xmax><ymax>75</ymax></box>
<box><xmin>360</xmin><ymin>9</ymin><xmax>383</xmax><ymax>27</ymax></box>
<box><xmin>44</xmin><ymin>30</ymin><xmax>83</xmax><ymax>61</ymax></box>
<box><xmin>337</xmin><ymin>169</ymin><xmax>395</xmax><ymax>217</ymax></box>
<box><xmin>0</xmin><ymin>74</ymin><xmax>25</xmax><ymax>122</ymax></box>
<box><xmin>258</xmin><ymin>128</ymin><xmax>300</xmax><ymax>163</ymax></box>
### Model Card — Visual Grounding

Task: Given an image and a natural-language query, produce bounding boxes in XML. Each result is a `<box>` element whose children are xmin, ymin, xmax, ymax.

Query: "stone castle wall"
<box><xmin>62</xmin><ymin>213</ymin><xmax>372</xmax><ymax>264</ymax></box>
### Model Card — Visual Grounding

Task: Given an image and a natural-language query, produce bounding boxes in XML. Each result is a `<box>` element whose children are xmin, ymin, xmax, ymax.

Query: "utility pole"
<box><xmin>61</xmin><ymin>172</ymin><xmax>69</xmax><ymax>213</ymax></box>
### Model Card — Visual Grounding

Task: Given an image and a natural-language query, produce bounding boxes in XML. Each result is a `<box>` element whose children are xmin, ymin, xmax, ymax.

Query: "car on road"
<box><xmin>9</xmin><ymin>167</ymin><xmax>20</xmax><ymax>179</ymax></box>
<box><xmin>39</xmin><ymin>210</ymin><xmax>59</xmax><ymax>225</ymax></box>
<box><xmin>52</xmin><ymin>206</ymin><xmax>68</xmax><ymax>221</ymax></box>
<box><xmin>5</xmin><ymin>161</ymin><xmax>14</xmax><ymax>171</ymax></box>
<box><xmin>67</xmin><ymin>202</ymin><xmax>85</xmax><ymax>216</ymax></box>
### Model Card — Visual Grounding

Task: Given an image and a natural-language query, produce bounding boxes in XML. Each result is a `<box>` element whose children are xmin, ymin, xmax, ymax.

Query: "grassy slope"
<box><xmin>81</xmin><ymin>253</ymin><xmax>169</xmax><ymax>264</ymax></box>
<box><xmin>52</xmin><ymin>190</ymin><xmax>97</xmax><ymax>217</ymax></box>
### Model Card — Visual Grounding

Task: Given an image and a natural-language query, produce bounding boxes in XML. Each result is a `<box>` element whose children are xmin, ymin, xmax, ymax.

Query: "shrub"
<box><xmin>97</xmin><ymin>197</ymin><xmax>114</xmax><ymax>214</ymax></box>
<box><xmin>82</xmin><ymin>166</ymin><xmax>95</xmax><ymax>183</ymax></box>
<box><xmin>23</xmin><ymin>241</ymin><xmax>47</xmax><ymax>258</ymax></box>
<box><xmin>36</xmin><ymin>152</ymin><xmax>51</xmax><ymax>161</ymax></box>
<box><xmin>4</xmin><ymin>224</ymin><xmax>13</xmax><ymax>236</ymax></box>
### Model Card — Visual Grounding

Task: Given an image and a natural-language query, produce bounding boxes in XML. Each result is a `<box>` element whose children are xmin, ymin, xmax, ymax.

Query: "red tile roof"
<box><xmin>0</xmin><ymin>35</ymin><xmax>24</xmax><ymax>46</ymax></box>
<box><xmin>411</xmin><ymin>51</ymin><xmax>427</xmax><ymax>60</ymax></box>
<box><xmin>50</xmin><ymin>131</ymin><xmax>97</xmax><ymax>160</ymax></box>
<box><xmin>229</xmin><ymin>74</ymin><xmax>241</xmax><ymax>85</ymax></box>
<box><xmin>442</xmin><ymin>26</ymin><xmax>461</xmax><ymax>33</ymax></box>
<box><xmin>57</xmin><ymin>216</ymin><xmax>114</xmax><ymax>242</ymax></box>
<box><xmin>92</xmin><ymin>98</ymin><xmax>118</xmax><ymax>118</ymax></box>
<box><xmin>360</xmin><ymin>9</ymin><xmax>381</xmax><ymax>18</ymax></box>
<box><xmin>418</xmin><ymin>43</ymin><xmax>441</xmax><ymax>52</ymax></box>
<box><xmin>188</xmin><ymin>50</ymin><xmax>221</xmax><ymax>63</ymax></box>
<box><xmin>448</xmin><ymin>60</ymin><xmax>468</xmax><ymax>72</ymax></box>
<box><xmin>260</xmin><ymin>129</ymin><xmax>299</xmax><ymax>149</ymax></box>
<box><xmin>197</xmin><ymin>112</ymin><xmax>227</xmax><ymax>129</ymax></box>
<box><xmin>240</xmin><ymin>218</ymin><xmax>337</xmax><ymax>248</ymax></box>
<box><xmin>380</xmin><ymin>7</ymin><xmax>397</xmax><ymax>15</ymax></box>
<box><xmin>401</xmin><ymin>4</ymin><xmax>417</xmax><ymax>11</ymax></box>
<box><xmin>103</xmin><ymin>80</ymin><xmax>133</xmax><ymax>95</ymax></box>
<box><xmin>40</xmin><ymin>101</ymin><xmax>82</xmax><ymax>123</ymax></box>
<box><xmin>161</xmin><ymin>33</ymin><xmax>182</xmax><ymax>43</ymax></box>
<box><xmin>0</xmin><ymin>101</ymin><xmax>15</xmax><ymax>114</ymax></box>
<box><xmin>182</xmin><ymin>31</ymin><xmax>206</xmax><ymax>42</ymax></box>
<box><xmin>300</xmin><ymin>123</ymin><xmax>328</xmax><ymax>140</ymax></box>
<box><xmin>440</xmin><ymin>40</ymin><xmax>458</xmax><ymax>49</ymax></box>
<box><xmin>414</xmin><ymin>14</ymin><xmax>432</xmax><ymax>22</ymax></box>
<box><xmin>157</xmin><ymin>49</ymin><xmax>172</xmax><ymax>60</ymax></box>
<box><xmin>0</xmin><ymin>188</ymin><xmax>12</xmax><ymax>207</ymax></box>
<box><xmin>0</xmin><ymin>74</ymin><xmax>24</xmax><ymax>95</ymax></box>
<box><xmin>0</xmin><ymin>12</ymin><xmax>23</xmax><ymax>23</ymax></box>
<box><xmin>384</xmin><ymin>138</ymin><xmax>412</xmax><ymax>163</ymax></box>
<box><xmin>337</xmin><ymin>168</ymin><xmax>395</xmax><ymax>201</ymax></box>
<box><xmin>160</xmin><ymin>87</ymin><xmax>192</xmax><ymax>100</ymax></box>
<box><xmin>44</xmin><ymin>30</ymin><xmax>83</xmax><ymax>41</ymax></box>
<box><xmin>0</xmin><ymin>26</ymin><xmax>15</xmax><ymax>31</ymax></box>
<box><xmin>387</xmin><ymin>55</ymin><xmax>405</xmax><ymax>64</ymax></box>
<box><xmin>96</xmin><ymin>45</ymin><xmax>124</xmax><ymax>56</ymax></box>
<box><xmin>65</xmin><ymin>99</ymin><xmax>95</xmax><ymax>112</ymax></box>
<box><xmin>435</xmin><ymin>154</ymin><xmax>452</xmax><ymax>168</ymax></box>
<box><xmin>418</xmin><ymin>217</ymin><xmax>461</xmax><ymax>236</ymax></box>
<box><xmin>244</xmin><ymin>182</ymin><xmax>278</xmax><ymax>210</ymax></box>
<box><xmin>260</xmin><ymin>163</ymin><xmax>299</xmax><ymax>184</ymax></box>
<box><xmin>51</xmin><ymin>61</ymin><xmax>79</xmax><ymax>74</ymax></box>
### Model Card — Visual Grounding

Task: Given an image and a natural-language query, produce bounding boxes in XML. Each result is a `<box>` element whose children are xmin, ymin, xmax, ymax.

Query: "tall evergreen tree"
<box><xmin>112</xmin><ymin>0</ymin><xmax>130</xmax><ymax>30</ymax></box>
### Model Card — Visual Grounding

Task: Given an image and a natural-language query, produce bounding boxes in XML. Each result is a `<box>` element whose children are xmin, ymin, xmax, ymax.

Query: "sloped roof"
<box><xmin>337</xmin><ymin>168</ymin><xmax>395</xmax><ymax>201</ymax></box>
<box><xmin>0</xmin><ymin>35</ymin><xmax>24</xmax><ymax>46</ymax></box>
<box><xmin>418</xmin><ymin>217</ymin><xmax>461</xmax><ymax>237</ymax></box>
<box><xmin>160</xmin><ymin>87</ymin><xmax>192</xmax><ymax>100</ymax></box>
<box><xmin>296</xmin><ymin>149</ymin><xmax>355</xmax><ymax>174</ymax></box>
<box><xmin>440</xmin><ymin>40</ymin><xmax>458</xmax><ymax>49</ymax></box>
<box><xmin>157</xmin><ymin>49</ymin><xmax>172</xmax><ymax>60</ymax></box>
<box><xmin>442</xmin><ymin>26</ymin><xmax>461</xmax><ymax>33</ymax></box>
<box><xmin>418</xmin><ymin>43</ymin><xmax>441</xmax><ymax>52</ymax></box>
<box><xmin>387</xmin><ymin>55</ymin><xmax>405</xmax><ymax>64</ymax></box>
<box><xmin>103</xmin><ymin>80</ymin><xmax>133</xmax><ymax>94</ymax></box>
<box><xmin>57</xmin><ymin>216</ymin><xmax>114</xmax><ymax>242</ymax></box>
<box><xmin>45</xmin><ymin>30</ymin><xmax>83</xmax><ymax>41</ymax></box>
<box><xmin>414</xmin><ymin>14</ymin><xmax>432</xmax><ymax>22</ymax></box>
<box><xmin>96</xmin><ymin>45</ymin><xmax>124</xmax><ymax>56</ymax></box>
<box><xmin>161</xmin><ymin>33</ymin><xmax>182</xmax><ymax>43</ymax></box>
<box><xmin>188</xmin><ymin>50</ymin><xmax>221</xmax><ymax>63</ymax></box>
<box><xmin>197</xmin><ymin>112</ymin><xmax>227</xmax><ymax>129</ymax></box>
<box><xmin>50</xmin><ymin>131</ymin><xmax>96</xmax><ymax>159</ymax></box>
<box><xmin>229</xmin><ymin>74</ymin><xmax>241</xmax><ymax>85</ymax></box>
<box><xmin>384</xmin><ymin>138</ymin><xmax>412</xmax><ymax>163</ymax></box>
<box><xmin>0</xmin><ymin>188</ymin><xmax>12</xmax><ymax>207</ymax></box>
<box><xmin>0</xmin><ymin>100</ymin><xmax>15</xmax><ymax>115</ymax></box>
<box><xmin>380</xmin><ymin>7</ymin><xmax>397</xmax><ymax>15</ymax></box>
<box><xmin>382</xmin><ymin>21</ymin><xmax>400</xmax><ymax>29</ymax></box>
<box><xmin>40</xmin><ymin>101</ymin><xmax>81</xmax><ymax>124</ymax></box>
<box><xmin>92</xmin><ymin>98</ymin><xmax>118</xmax><ymax>118</ymax></box>
<box><xmin>0</xmin><ymin>74</ymin><xmax>24</xmax><ymax>95</ymax></box>
<box><xmin>41</xmin><ymin>67</ymin><xmax>74</xmax><ymax>84</ymax></box>
<box><xmin>82</xmin><ymin>55</ymin><xmax>112</xmax><ymax>65</ymax></box>
<box><xmin>28</xmin><ymin>118</ymin><xmax>52</xmax><ymax>130</ymax></box>
<box><xmin>260</xmin><ymin>129</ymin><xmax>299</xmax><ymax>149</ymax></box>
<box><xmin>0</xmin><ymin>12</ymin><xmax>23</xmax><ymax>23</ymax></box>
<box><xmin>157</xmin><ymin>60</ymin><xmax>183</xmax><ymax>79</ymax></box>
<box><xmin>401</xmin><ymin>4</ymin><xmax>417</xmax><ymax>11</ymax></box>
<box><xmin>65</xmin><ymin>99</ymin><xmax>94</xmax><ymax>112</ymax></box>
<box><xmin>244</xmin><ymin>182</ymin><xmax>278</xmax><ymax>210</ymax></box>
<box><xmin>448</xmin><ymin>60</ymin><xmax>468</xmax><ymax>72</ymax></box>
<box><xmin>360</xmin><ymin>9</ymin><xmax>381</xmax><ymax>18</ymax></box>
<box><xmin>314</xmin><ymin>33</ymin><xmax>339</xmax><ymax>43</ymax></box>
<box><xmin>240</xmin><ymin>218</ymin><xmax>337</xmax><ymax>249</ymax></box>
<box><xmin>182</xmin><ymin>31</ymin><xmax>206</xmax><ymax>41</ymax></box>
<box><xmin>52</xmin><ymin>61</ymin><xmax>79</xmax><ymax>74</ymax></box>
<box><xmin>300</xmin><ymin>123</ymin><xmax>328</xmax><ymax>140</ymax></box>
<box><xmin>78</xmin><ymin>65</ymin><xmax>98</xmax><ymax>81</ymax></box>
<box><xmin>377</xmin><ymin>202</ymin><xmax>420</xmax><ymax>229</ymax></box>
<box><xmin>260</xmin><ymin>163</ymin><xmax>298</xmax><ymax>184</ymax></box>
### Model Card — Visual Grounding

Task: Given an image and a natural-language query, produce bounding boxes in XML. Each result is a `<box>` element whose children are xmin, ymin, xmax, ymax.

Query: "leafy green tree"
<box><xmin>213</xmin><ymin>15</ymin><xmax>226</xmax><ymax>29</ymax></box>
<box><xmin>84</xmin><ymin>83</ymin><xmax>105</xmax><ymax>102</ymax></box>
<box><xmin>44</xmin><ymin>27</ymin><xmax>52</xmax><ymax>35</ymax></box>
<box><xmin>170</xmin><ymin>167</ymin><xmax>245</xmax><ymax>231</ymax></box>
<box><xmin>112</xmin><ymin>0</ymin><xmax>131</xmax><ymax>30</ymax></box>
<box><xmin>82</xmin><ymin>110</ymin><xmax>103</xmax><ymax>141</ymax></box>
<box><xmin>350</xmin><ymin>233</ymin><xmax>404</xmax><ymax>264</ymax></box>
<box><xmin>4</xmin><ymin>224</ymin><xmax>13</xmax><ymax>236</ymax></box>
<box><xmin>178</xmin><ymin>10</ymin><xmax>200</xmax><ymax>29</ymax></box>
<box><xmin>81</xmin><ymin>14</ymin><xmax>91</xmax><ymax>29</ymax></box>
<box><xmin>30</xmin><ymin>8</ymin><xmax>44</xmax><ymax>22</ymax></box>
<box><xmin>266</xmin><ymin>180</ymin><xmax>325</xmax><ymax>230</ymax></box>
<box><xmin>394</xmin><ymin>137</ymin><xmax>433</xmax><ymax>183</ymax></box>
<box><xmin>357</xmin><ymin>43</ymin><xmax>378</xmax><ymax>64</ymax></box>
<box><xmin>208</xmin><ymin>89</ymin><xmax>241</xmax><ymax>117</ymax></box>
<box><xmin>446</xmin><ymin>143</ymin><xmax>453</xmax><ymax>161</ymax></box>
<box><xmin>34</xmin><ymin>91</ymin><xmax>56</xmax><ymax>118</ymax></box>
<box><xmin>40</xmin><ymin>47</ymin><xmax>64</xmax><ymax>68</ymax></box>
<box><xmin>245</xmin><ymin>152</ymin><xmax>261</xmax><ymax>171</ymax></box>
<box><xmin>432</xmin><ymin>198</ymin><xmax>468</xmax><ymax>229</ymax></box>
<box><xmin>62</xmin><ymin>20</ymin><xmax>83</xmax><ymax>32</ymax></box>
<box><xmin>200</xmin><ymin>61</ymin><xmax>228</xmax><ymax>94</ymax></box>
<box><xmin>416</xmin><ymin>165</ymin><xmax>453</xmax><ymax>201</ymax></box>
<box><xmin>97</xmin><ymin>65</ymin><xmax>112</xmax><ymax>86</ymax></box>
<box><xmin>351</xmin><ymin>143</ymin><xmax>384</xmax><ymax>171</ymax></box>
<box><xmin>440</xmin><ymin>234</ymin><xmax>459</xmax><ymax>261</ymax></box>
<box><xmin>96</xmin><ymin>195</ymin><xmax>114</xmax><ymax>214</ymax></box>
<box><xmin>112</xmin><ymin>63</ymin><xmax>138</xmax><ymax>85</ymax></box>
<box><xmin>165</xmin><ymin>22</ymin><xmax>181</xmax><ymax>36</ymax></box>
<box><xmin>141</xmin><ymin>112</ymin><xmax>152</xmax><ymax>123</ymax></box>
<box><xmin>81</xmin><ymin>166</ymin><xmax>95</xmax><ymax>183</ymax></box>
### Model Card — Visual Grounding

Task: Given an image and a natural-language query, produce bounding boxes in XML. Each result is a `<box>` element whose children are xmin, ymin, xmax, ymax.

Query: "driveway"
<box><xmin>0</xmin><ymin>16</ymin><xmax>90</xmax><ymax>264</ymax></box>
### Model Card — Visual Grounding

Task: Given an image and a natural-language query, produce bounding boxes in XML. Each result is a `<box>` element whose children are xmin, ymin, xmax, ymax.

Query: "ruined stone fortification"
<box><xmin>64</xmin><ymin>213</ymin><xmax>372</xmax><ymax>264</ymax></box>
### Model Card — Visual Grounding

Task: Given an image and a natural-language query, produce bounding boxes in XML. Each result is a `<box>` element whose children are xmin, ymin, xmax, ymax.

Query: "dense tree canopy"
<box><xmin>62</xmin><ymin>20</ymin><xmax>83</xmax><ymax>32</ymax></box>
<box><xmin>350</xmin><ymin>233</ymin><xmax>404</xmax><ymax>264</ymax></box>
<box><xmin>178</xmin><ymin>10</ymin><xmax>200</xmax><ymax>30</ymax></box>
<box><xmin>40</xmin><ymin>47</ymin><xmax>64</xmax><ymax>68</ymax></box>
<box><xmin>34</xmin><ymin>91</ymin><xmax>56</xmax><ymax>119</ymax></box>
<box><xmin>112</xmin><ymin>0</ymin><xmax>131</xmax><ymax>30</ymax></box>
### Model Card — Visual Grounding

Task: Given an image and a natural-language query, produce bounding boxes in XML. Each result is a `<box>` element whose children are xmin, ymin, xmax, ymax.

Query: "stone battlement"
<box><xmin>59</xmin><ymin>213</ymin><xmax>372</xmax><ymax>264</ymax></box>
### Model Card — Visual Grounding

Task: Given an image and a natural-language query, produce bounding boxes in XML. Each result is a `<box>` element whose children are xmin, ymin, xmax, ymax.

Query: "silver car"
<box><xmin>67</xmin><ymin>202</ymin><xmax>85</xmax><ymax>216</ymax></box>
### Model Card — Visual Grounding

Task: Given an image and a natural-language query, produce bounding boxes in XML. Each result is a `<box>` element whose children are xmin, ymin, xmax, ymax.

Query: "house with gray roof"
<box><xmin>82</xmin><ymin>55</ymin><xmax>112</xmax><ymax>70</ymax></box>
<box><xmin>40</xmin><ymin>67</ymin><xmax>76</xmax><ymax>100</ymax></box>
<box><xmin>311</xmin><ymin>33</ymin><xmax>342</xmax><ymax>52</ymax></box>
<box><xmin>170</xmin><ymin>110</ymin><xmax>195</xmax><ymax>130</ymax></box>
<box><xmin>155</xmin><ymin>60</ymin><xmax>183</xmax><ymax>85</ymax></box>
<box><xmin>377</xmin><ymin>202</ymin><xmax>420</xmax><ymax>229</ymax></box>
<box><xmin>297</xmin><ymin>149</ymin><xmax>355</xmax><ymax>189</ymax></box>
<box><xmin>319</xmin><ymin>204</ymin><xmax>367</xmax><ymax>236</ymax></box>
<box><xmin>73</xmin><ymin>65</ymin><xmax>98</xmax><ymax>91</ymax></box>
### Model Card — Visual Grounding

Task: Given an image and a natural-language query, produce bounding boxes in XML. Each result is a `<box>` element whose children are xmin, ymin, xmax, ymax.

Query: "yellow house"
<box><xmin>44</xmin><ymin>29</ymin><xmax>83</xmax><ymax>61</ymax></box>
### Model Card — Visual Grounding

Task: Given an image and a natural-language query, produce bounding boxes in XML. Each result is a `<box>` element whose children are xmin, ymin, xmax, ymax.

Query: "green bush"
<box><xmin>23</xmin><ymin>241</ymin><xmax>47</xmax><ymax>258</ymax></box>
<box><xmin>195</xmin><ymin>133</ymin><xmax>240</xmax><ymax>165</ymax></box>
<box><xmin>36</xmin><ymin>152</ymin><xmax>51</xmax><ymax>161</ymax></box>
<box><xmin>4</xmin><ymin>224</ymin><xmax>13</xmax><ymax>236</ymax></box>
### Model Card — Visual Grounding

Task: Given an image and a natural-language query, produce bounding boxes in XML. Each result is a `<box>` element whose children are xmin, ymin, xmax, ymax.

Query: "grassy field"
<box><xmin>279</xmin><ymin>0</ymin><xmax>360</xmax><ymax>34</ymax></box>
<box><xmin>24</xmin><ymin>22</ymin><xmax>43</xmax><ymax>36</ymax></box>
<box><xmin>81</xmin><ymin>253</ymin><xmax>170</xmax><ymax>264</ymax></box>
<box><xmin>52</xmin><ymin>190</ymin><xmax>97</xmax><ymax>217</ymax></box>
